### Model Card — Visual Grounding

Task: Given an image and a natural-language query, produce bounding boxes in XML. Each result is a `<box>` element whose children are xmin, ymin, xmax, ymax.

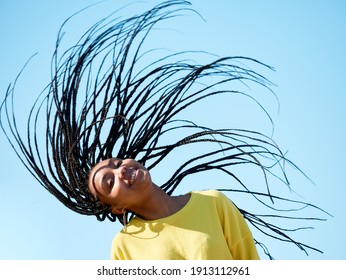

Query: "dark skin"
<box><xmin>88</xmin><ymin>158</ymin><xmax>190</xmax><ymax>220</ymax></box>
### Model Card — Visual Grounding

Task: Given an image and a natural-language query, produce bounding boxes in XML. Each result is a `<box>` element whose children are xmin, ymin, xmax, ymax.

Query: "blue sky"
<box><xmin>0</xmin><ymin>0</ymin><xmax>345</xmax><ymax>260</ymax></box>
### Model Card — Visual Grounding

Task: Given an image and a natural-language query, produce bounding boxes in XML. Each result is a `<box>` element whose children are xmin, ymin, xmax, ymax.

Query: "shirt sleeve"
<box><xmin>216</xmin><ymin>191</ymin><xmax>260</xmax><ymax>260</ymax></box>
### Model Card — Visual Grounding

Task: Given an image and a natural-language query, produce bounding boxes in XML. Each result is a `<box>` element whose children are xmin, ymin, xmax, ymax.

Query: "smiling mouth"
<box><xmin>129</xmin><ymin>168</ymin><xmax>137</xmax><ymax>186</ymax></box>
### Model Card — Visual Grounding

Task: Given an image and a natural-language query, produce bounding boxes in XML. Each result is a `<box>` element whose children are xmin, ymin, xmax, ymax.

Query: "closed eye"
<box><xmin>101</xmin><ymin>173</ymin><xmax>115</xmax><ymax>193</ymax></box>
<box><xmin>107</xmin><ymin>177</ymin><xmax>114</xmax><ymax>189</ymax></box>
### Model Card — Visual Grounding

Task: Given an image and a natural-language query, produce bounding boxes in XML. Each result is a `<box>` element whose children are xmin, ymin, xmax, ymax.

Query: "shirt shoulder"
<box><xmin>192</xmin><ymin>189</ymin><xmax>233</xmax><ymax>204</ymax></box>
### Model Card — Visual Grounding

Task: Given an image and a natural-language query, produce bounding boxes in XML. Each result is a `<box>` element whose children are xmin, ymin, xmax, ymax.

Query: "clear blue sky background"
<box><xmin>0</xmin><ymin>0</ymin><xmax>345</xmax><ymax>260</ymax></box>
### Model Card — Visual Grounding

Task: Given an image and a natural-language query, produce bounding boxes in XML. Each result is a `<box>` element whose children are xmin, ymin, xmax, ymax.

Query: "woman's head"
<box><xmin>88</xmin><ymin>158</ymin><xmax>153</xmax><ymax>215</ymax></box>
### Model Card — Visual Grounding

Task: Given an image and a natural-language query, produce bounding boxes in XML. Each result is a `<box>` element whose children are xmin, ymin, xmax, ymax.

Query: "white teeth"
<box><xmin>130</xmin><ymin>169</ymin><xmax>136</xmax><ymax>185</ymax></box>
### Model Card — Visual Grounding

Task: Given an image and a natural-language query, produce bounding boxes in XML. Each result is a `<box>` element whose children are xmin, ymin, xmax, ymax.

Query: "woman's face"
<box><xmin>88</xmin><ymin>158</ymin><xmax>152</xmax><ymax>213</ymax></box>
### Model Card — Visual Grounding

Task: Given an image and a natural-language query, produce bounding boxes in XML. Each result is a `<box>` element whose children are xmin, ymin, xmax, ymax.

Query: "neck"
<box><xmin>130</xmin><ymin>184</ymin><xmax>189</xmax><ymax>221</ymax></box>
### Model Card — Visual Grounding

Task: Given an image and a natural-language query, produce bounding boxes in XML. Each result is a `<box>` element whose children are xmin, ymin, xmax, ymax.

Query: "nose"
<box><xmin>117</xmin><ymin>165</ymin><xmax>127</xmax><ymax>179</ymax></box>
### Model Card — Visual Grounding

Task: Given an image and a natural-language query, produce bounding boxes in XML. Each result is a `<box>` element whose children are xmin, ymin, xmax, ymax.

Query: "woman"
<box><xmin>89</xmin><ymin>158</ymin><xmax>259</xmax><ymax>259</ymax></box>
<box><xmin>0</xmin><ymin>0</ymin><xmax>325</xmax><ymax>259</ymax></box>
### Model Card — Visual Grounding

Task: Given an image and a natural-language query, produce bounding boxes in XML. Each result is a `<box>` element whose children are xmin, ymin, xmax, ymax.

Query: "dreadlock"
<box><xmin>0</xmin><ymin>0</ymin><xmax>328</xmax><ymax>259</ymax></box>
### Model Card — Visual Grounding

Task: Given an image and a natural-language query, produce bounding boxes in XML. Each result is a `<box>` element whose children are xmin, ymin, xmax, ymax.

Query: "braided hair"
<box><xmin>0</xmin><ymin>0</ymin><xmax>327</xmax><ymax>259</ymax></box>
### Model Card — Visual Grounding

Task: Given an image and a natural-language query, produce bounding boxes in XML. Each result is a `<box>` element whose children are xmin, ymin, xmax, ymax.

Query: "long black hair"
<box><xmin>0</xmin><ymin>0</ymin><xmax>328</xmax><ymax>259</ymax></box>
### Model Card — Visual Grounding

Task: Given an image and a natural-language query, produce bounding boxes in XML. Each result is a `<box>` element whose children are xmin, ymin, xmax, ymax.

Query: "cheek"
<box><xmin>110</xmin><ymin>180</ymin><xmax>128</xmax><ymax>198</ymax></box>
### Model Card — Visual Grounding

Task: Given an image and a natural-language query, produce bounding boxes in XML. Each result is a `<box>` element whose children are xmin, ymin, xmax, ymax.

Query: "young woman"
<box><xmin>89</xmin><ymin>158</ymin><xmax>259</xmax><ymax>259</ymax></box>
<box><xmin>0</xmin><ymin>0</ymin><xmax>325</xmax><ymax>259</ymax></box>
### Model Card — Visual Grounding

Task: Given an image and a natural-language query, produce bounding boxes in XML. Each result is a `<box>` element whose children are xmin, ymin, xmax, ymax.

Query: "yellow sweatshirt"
<box><xmin>111</xmin><ymin>190</ymin><xmax>259</xmax><ymax>260</ymax></box>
